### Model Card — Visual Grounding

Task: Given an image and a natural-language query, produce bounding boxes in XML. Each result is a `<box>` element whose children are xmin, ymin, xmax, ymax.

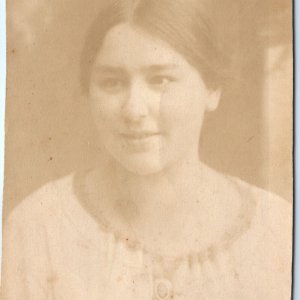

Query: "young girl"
<box><xmin>2</xmin><ymin>0</ymin><xmax>292</xmax><ymax>299</ymax></box>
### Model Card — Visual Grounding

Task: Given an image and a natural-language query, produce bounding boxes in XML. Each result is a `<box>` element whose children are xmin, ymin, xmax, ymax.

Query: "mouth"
<box><xmin>120</xmin><ymin>131</ymin><xmax>160</xmax><ymax>140</ymax></box>
<box><xmin>119</xmin><ymin>131</ymin><xmax>161</xmax><ymax>150</ymax></box>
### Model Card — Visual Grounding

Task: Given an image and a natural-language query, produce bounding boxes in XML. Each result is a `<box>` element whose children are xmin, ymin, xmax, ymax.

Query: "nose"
<box><xmin>122</xmin><ymin>80</ymin><xmax>150</xmax><ymax>122</ymax></box>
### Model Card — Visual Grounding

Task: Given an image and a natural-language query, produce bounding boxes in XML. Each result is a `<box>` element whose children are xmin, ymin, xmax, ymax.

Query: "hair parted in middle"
<box><xmin>80</xmin><ymin>0</ymin><xmax>236</xmax><ymax>93</ymax></box>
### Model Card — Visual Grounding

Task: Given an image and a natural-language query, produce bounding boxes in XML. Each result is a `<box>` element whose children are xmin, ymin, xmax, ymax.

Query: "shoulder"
<box><xmin>229</xmin><ymin>175</ymin><xmax>292</xmax><ymax>239</ymax></box>
<box><xmin>4</xmin><ymin>173</ymin><xmax>76</xmax><ymax>231</ymax></box>
<box><xmin>225</xmin><ymin>175</ymin><xmax>292</xmax><ymax>251</ymax></box>
<box><xmin>194</xmin><ymin>165</ymin><xmax>292</xmax><ymax>252</ymax></box>
<box><xmin>209</xmin><ymin>168</ymin><xmax>292</xmax><ymax>249</ymax></box>
<box><xmin>226</xmin><ymin>176</ymin><xmax>292</xmax><ymax>298</ymax></box>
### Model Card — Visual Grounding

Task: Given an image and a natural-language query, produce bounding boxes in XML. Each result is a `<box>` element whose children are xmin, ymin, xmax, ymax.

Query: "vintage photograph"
<box><xmin>1</xmin><ymin>0</ymin><xmax>293</xmax><ymax>299</ymax></box>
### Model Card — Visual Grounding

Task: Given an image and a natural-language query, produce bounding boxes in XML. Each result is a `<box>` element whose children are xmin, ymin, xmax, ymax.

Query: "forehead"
<box><xmin>94</xmin><ymin>23</ymin><xmax>190</xmax><ymax>70</ymax></box>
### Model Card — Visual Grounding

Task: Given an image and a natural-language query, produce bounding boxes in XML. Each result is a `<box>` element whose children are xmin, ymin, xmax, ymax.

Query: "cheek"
<box><xmin>89</xmin><ymin>94</ymin><xmax>121</xmax><ymax>131</ymax></box>
<box><xmin>159</xmin><ymin>83</ymin><xmax>207</xmax><ymax>130</ymax></box>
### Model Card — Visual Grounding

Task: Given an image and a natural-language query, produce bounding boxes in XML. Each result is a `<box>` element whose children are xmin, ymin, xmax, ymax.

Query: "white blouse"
<box><xmin>1</xmin><ymin>172</ymin><xmax>292</xmax><ymax>300</ymax></box>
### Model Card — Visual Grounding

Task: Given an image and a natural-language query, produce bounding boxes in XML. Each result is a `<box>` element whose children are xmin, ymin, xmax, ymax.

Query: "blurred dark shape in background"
<box><xmin>4</xmin><ymin>0</ymin><xmax>293</xmax><ymax>220</ymax></box>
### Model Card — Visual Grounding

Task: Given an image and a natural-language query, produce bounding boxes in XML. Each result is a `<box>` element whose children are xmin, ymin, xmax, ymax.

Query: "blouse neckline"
<box><xmin>71</xmin><ymin>169</ymin><xmax>257</xmax><ymax>265</ymax></box>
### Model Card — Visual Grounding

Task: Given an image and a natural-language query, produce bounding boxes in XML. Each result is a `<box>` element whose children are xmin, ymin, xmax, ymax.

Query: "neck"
<box><xmin>93</xmin><ymin>151</ymin><xmax>208</xmax><ymax>224</ymax></box>
<box><xmin>86</xmin><ymin>153</ymin><xmax>235</xmax><ymax>256</ymax></box>
<box><xmin>84</xmin><ymin>151</ymin><xmax>240</xmax><ymax>256</ymax></box>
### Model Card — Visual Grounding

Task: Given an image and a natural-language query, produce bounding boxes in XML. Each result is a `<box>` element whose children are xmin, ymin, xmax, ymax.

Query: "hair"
<box><xmin>80</xmin><ymin>0</ymin><xmax>233</xmax><ymax>93</ymax></box>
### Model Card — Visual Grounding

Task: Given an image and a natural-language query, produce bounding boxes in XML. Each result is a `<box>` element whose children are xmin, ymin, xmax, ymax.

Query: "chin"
<box><xmin>116</xmin><ymin>155</ymin><xmax>166</xmax><ymax>176</ymax></box>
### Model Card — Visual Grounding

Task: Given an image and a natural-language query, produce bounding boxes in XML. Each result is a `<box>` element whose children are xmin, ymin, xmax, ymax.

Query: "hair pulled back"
<box><xmin>80</xmin><ymin>0</ymin><xmax>232</xmax><ymax>93</ymax></box>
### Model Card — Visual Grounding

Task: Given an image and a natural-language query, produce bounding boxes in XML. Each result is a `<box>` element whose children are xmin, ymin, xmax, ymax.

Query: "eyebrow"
<box><xmin>141</xmin><ymin>64</ymin><xmax>178</xmax><ymax>72</ymax></box>
<box><xmin>93</xmin><ymin>65</ymin><xmax>127</xmax><ymax>75</ymax></box>
<box><xmin>93</xmin><ymin>64</ymin><xmax>179</xmax><ymax>74</ymax></box>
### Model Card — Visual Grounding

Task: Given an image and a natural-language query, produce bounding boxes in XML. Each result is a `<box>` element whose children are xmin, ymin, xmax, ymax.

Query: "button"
<box><xmin>154</xmin><ymin>278</ymin><xmax>173</xmax><ymax>300</ymax></box>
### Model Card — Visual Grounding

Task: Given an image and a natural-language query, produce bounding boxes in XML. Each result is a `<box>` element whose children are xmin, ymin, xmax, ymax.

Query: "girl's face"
<box><xmin>89</xmin><ymin>23</ymin><xmax>220</xmax><ymax>175</ymax></box>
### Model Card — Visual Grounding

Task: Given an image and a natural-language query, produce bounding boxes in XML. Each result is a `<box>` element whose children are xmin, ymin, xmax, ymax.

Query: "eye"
<box><xmin>148</xmin><ymin>75</ymin><xmax>176</xmax><ymax>89</ymax></box>
<box><xmin>96</xmin><ymin>78</ymin><xmax>127</xmax><ymax>93</ymax></box>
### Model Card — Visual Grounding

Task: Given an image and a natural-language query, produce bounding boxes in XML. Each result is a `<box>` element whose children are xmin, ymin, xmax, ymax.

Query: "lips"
<box><xmin>119</xmin><ymin>131</ymin><xmax>161</xmax><ymax>151</ymax></box>
<box><xmin>120</xmin><ymin>131</ymin><xmax>160</xmax><ymax>140</ymax></box>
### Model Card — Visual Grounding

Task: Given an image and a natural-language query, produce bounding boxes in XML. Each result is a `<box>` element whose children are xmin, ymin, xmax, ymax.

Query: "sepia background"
<box><xmin>3</xmin><ymin>0</ymin><xmax>293</xmax><ymax>220</ymax></box>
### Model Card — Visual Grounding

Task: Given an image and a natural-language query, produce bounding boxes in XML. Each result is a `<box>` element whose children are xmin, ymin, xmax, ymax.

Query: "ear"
<box><xmin>206</xmin><ymin>88</ymin><xmax>221</xmax><ymax>112</ymax></box>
